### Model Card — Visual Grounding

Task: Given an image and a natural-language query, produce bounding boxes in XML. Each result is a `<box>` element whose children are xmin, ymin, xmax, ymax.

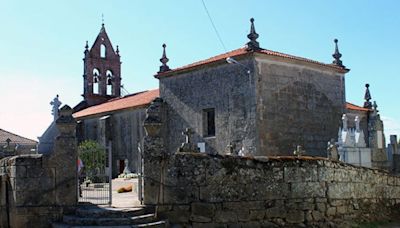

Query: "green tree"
<box><xmin>78</xmin><ymin>140</ymin><xmax>106</xmax><ymax>182</ymax></box>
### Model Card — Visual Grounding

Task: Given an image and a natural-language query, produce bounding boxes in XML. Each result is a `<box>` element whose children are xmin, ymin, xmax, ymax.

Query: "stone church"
<box><xmin>73</xmin><ymin>19</ymin><xmax>390</xmax><ymax>177</ymax></box>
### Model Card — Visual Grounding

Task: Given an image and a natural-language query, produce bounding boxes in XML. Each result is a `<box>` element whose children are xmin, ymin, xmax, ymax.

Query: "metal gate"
<box><xmin>137</xmin><ymin>142</ymin><xmax>144</xmax><ymax>204</ymax></box>
<box><xmin>78</xmin><ymin>141</ymin><xmax>112</xmax><ymax>205</ymax></box>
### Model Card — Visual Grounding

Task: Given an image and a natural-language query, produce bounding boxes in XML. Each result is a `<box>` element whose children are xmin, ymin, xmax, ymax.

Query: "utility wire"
<box><xmin>201</xmin><ymin>0</ymin><xmax>227</xmax><ymax>52</ymax></box>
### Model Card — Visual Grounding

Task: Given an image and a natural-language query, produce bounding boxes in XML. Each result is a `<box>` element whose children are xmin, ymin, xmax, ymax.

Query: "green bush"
<box><xmin>78</xmin><ymin>140</ymin><xmax>106</xmax><ymax>183</ymax></box>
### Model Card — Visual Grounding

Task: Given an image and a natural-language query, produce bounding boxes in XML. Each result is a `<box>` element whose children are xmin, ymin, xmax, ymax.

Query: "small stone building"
<box><xmin>155</xmin><ymin>19</ymin><xmax>348</xmax><ymax>157</ymax></box>
<box><xmin>0</xmin><ymin>128</ymin><xmax>37</xmax><ymax>158</ymax></box>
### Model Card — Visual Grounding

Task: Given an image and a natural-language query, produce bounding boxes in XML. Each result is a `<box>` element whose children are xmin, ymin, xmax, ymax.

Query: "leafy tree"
<box><xmin>78</xmin><ymin>140</ymin><xmax>106</xmax><ymax>182</ymax></box>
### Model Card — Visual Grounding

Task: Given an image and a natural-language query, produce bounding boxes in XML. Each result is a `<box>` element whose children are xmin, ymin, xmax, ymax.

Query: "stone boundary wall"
<box><xmin>0</xmin><ymin>105</ymin><xmax>77</xmax><ymax>228</ymax></box>
<box><xmin>147</xmin><ymin>153</ymin><xmax>400</xmax><ymax>227</ymax></box>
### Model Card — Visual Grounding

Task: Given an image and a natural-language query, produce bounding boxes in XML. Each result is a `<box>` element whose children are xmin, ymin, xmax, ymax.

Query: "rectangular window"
<box><xmin>203</xmin><ymin>108</ymin><xmax>215</xmax><ymax>137</ymax></box>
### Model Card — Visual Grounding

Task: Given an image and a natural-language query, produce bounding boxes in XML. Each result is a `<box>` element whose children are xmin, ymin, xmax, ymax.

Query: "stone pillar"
<box><xmin>48</xmin><ymin>105</ymin><xmax>77</xmax><ymax>207</ymax></box>
<box><xmin>143</xmin><ymin>98</ymin><xmax>167</xmax><ymax>205</ymax></box>
<box><xmin>391</xmin><ymin>135</ymin><xmax>400</xmax><ymax>174</ymax></box>
<box><xmin>368</xmin><ymin>111</ymin><xmax>388</xmax><ymax>170</ymax></box>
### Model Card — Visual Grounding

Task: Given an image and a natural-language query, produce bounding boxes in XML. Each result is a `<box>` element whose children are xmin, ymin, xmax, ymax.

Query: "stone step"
<box><xmin>75</xmin><ymin>206</ymin><xmax>155</xmax><ymax>218</ymax></box>
<box><xmin>52</xmin><ymin>220</ymin><xmax>167</xmax><ymax>228</ymax></box>
<box><xmin>63</xmin><ymin>213</ymin><xmax>157</xmax><ymax>226</ymax></box>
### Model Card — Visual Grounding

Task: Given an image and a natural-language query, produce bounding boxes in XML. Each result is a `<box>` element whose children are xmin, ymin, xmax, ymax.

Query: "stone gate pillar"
<box><xmin>48</xmin><ymin>105</ymin><xmax>77</xmax><ymax>206</ymax></box>
<box><xmin>143</xmin><ymin>98</ymin><xmax>167</xmax><ymax>205</ymax></box>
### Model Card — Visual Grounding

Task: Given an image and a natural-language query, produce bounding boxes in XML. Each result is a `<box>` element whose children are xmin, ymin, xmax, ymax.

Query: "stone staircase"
<box><xmin>52</xmin><ymin>205</ymin><xmax>168</xmax><ymax>228</ymax></box>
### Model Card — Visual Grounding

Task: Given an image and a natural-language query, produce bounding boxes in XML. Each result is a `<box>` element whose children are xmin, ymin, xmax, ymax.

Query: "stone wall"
<box><xmin>255</xmin><ymin>55</ymin><xmax>346</xmax><ymax>156</ymax></box>
<box><xmin>145</xmin><ymin>152</ymin><xmax>400</xmax><ymax>227</ymax></box>
<box><xmin>0</xmin><ymin>105</ymin><xmax>77</xmax><ymax>228</ymax></box>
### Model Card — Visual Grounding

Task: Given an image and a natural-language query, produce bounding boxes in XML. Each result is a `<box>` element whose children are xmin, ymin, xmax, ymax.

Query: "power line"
<box><xmin>200</xmin><ymin>0</ymin><xmax>227</xmax><ymax>52</ymax></box>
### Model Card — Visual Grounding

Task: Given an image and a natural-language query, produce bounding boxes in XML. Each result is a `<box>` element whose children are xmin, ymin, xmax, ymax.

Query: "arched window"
<box><xmin>100</xmin><ymin>44</ymin><xmax>106</xmax><ymax>58</ymax></box>
<box><xmin>93</xmin><ymin>68</ymin><xmax>100</xmax><ymax>94</ymax></box>
<box><xmin>106</xmin><ymin>70</ymin><xmax>113</xmax><ymax>95</ymax></box>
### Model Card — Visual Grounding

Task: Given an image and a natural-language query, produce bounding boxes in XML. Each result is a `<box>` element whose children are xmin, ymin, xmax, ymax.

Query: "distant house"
<box><xmin>0</xmin><ymin>128</ymin><xmax>37</xmax><ymax>158</ymax></box>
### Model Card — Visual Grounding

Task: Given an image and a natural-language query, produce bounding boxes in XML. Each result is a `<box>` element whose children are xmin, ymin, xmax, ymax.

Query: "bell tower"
<box><xmin>83</xmin><ymin>23</ymin><xmax>121</xmax><ymax>106</ymax></box>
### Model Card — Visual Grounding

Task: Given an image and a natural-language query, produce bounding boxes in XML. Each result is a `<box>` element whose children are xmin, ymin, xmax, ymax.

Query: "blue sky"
<box><xmin>0</xmin><ymin>0</ymin><xmax>399</xmax><ymax>141</ymax></box>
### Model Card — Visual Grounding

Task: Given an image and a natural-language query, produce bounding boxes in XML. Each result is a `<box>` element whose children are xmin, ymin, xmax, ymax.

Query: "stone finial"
<box><xmin>332</xmin><ymin>39</ymin><xmax>344</xmax><ymax>68</ymax></box>
<box><xmin>373</xmin><ymin>101</ymin><xmax>379</xmax><ymax>114</ymax></box>
<box><xmin>116</xmin><ymin>45</ymin><xmax>120</xmax><ymax>55</ymax></box>
<box><xmin>363</xmin><ymin>83</ymin><xmax>372</xmax><ymax>108</ymax></box>
<box><xmin>355</xmin><ymin>116</ymin><xmax>360</xmax><ymax>132</ymax></box>
<box><xmin>144</xmin><ymin>98</ymin><xmax>164</xmax><ymax>137</ymax></box>
<box><xmin>56</xmin><ymin>105</ymin><xmax>76</xmax><ymax>137</ymax></box>
<box><xmin>342</xmin><ymin>114</ymin><xmax>348</xmax><ymax>130</ymax></box>
<box><xmin>83</xmin><ymin>40</ymin><xmax>89</xmax><ymax>58</ymax></box>
<box><xmin>158</xmin><ymin>44</ymin><xmax>170</xmax><ymax>73</ymax></box>
<box><xmin>246</xmin><ymin>18</ymin><xmax>260</xmax><ymax>51</ymax></box>
<box><xmin>50</xmin><ymin>95</ymin><xmax>62</xmax><ymax>121</ymax></box>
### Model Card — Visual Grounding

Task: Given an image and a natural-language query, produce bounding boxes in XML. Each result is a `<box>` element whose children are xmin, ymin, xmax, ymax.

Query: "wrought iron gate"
<box><xmin>78</xmin><ymin>141</ymin><xmax>112</xmax><ymax>205</ymax></box>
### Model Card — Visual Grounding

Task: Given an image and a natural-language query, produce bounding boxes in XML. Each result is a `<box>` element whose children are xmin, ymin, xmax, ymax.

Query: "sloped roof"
<box><xmin>73</xmin><ymin>89</ymin><xmax>159</xmax><ymax>119</ymax></box>
<box><xmin>156</xmin><ymin>47</ymin><xmax>348</xmax><ymax>78</ymax></box>
<box><xmin>0</xmin><ymin>128</ymin><xmax>37</xmax><ymax>145</ymax></box>
<box><xmin>346</xmin><ymin>102</ymin><xmax>371</xmax><ymax>112</ymax></box>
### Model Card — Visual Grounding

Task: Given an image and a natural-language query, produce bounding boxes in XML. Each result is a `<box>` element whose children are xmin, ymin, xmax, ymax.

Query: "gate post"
<box><xmin>49</xmin><ymin>105</ymin><xmax>77</xmax><ymax>206</ymax></box>
<box><xmin>143</xmin><ymin>98</ymin><xmax>167</xmax><ymax>205</ymax></box>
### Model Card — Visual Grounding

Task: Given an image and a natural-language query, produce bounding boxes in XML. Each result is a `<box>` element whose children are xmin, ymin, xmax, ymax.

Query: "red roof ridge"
<box><xmin>74</xmin><ymin>89</ymin><xmax>159</xmax><ymax>119</ymax></box>
<box><xmin>346</xmin><ymin>102</ymin><xmax>371</xmax><ymax>112</ymax></box>
<box><xmin>156</xmin><ymin>47</ymin><xmax>348</xmax><ymax>77</ymax></box>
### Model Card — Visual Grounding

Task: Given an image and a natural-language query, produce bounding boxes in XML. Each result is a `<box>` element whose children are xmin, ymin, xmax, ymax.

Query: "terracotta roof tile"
<box><xmin>73</xmin><ymin>89</ymin><xmax>159</xmax><ymax>119</ymax></box>
<box><xmin>156</xmin><ymin>47</ymin><xmax>347</xmax><ymax>77</ymax></box>
<box><xmin>346</xmin><ymin>102</ymin><xmax>371</xmax><ymax>112</ymax></box>
<box><xmin>0</xmin><ymin>128</ymin><xmax>37</xmax><ymax>145</ymax></box>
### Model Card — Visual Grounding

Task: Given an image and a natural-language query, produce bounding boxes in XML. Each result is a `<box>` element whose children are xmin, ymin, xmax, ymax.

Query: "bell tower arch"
<box><xmin>83</xmin><ymin>23</ymin><xmax>121</xmax><ymax>106</ymax></box>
